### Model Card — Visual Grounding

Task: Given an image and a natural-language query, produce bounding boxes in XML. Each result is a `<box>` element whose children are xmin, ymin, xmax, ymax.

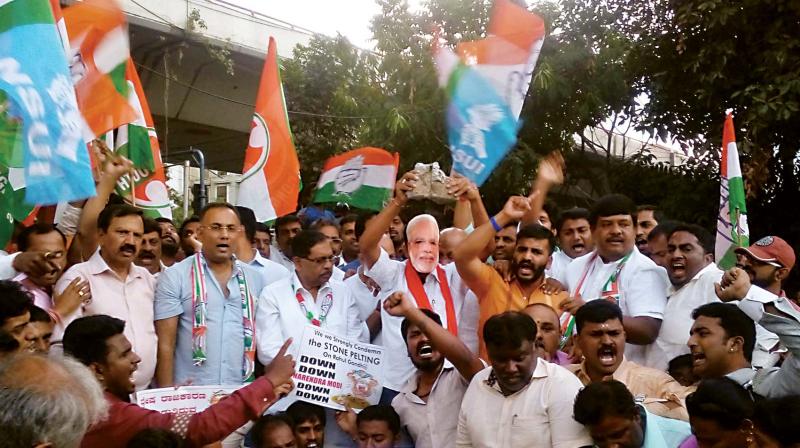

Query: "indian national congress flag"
<box><xmin>715</xmin><ymin>113</ymin><xmax>749</xmax><ymax>269</ymax></box>
<box><xmin>313</xmin><ymin>147</ymin><xmax>399</xmax><ymax>212</ymax></box>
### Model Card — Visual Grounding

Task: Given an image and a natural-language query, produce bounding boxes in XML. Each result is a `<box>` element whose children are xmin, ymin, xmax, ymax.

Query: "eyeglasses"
<box><xmin>302</xmin><ymin>256</ymin><xmax>335</xmax><ymax>266</ymax></box>
<box><xmin>202</xmin><ymin>224</ymin><xmax>241</xmax><ymax>234</ymax></box>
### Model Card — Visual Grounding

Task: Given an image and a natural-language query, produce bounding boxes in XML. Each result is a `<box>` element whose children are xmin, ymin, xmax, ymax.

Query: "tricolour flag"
<box><xmin>313</xmin><ymin>147</ymin><xmax>399</xmax><ymax>212</ymax></box>
<box><xmin>64</xmin><ymin>0</ymin><xmax>136</xmax><ymax>140</ymax></box>
<box><xmin>434</xmin><ymin>0</ymin><xmax>545</xmax><ymax>186</ymax></box>
<box><xmin>715</xmin><ymin>113</ymin><xmax>749</xmax><ymax>268</ymax></box>
<box><xmin>114</xmin><ymin>59</ymin><xmax>172</xmax><ymax>219</ymax></box>
<box><xmin>0</xmin><ymin>0</ymin><xmax>95</xmax><ymax>209</ymax></box>
<box><xmin>237</xmin><ymin>37</ymin><xmax>300</xmax><ymax>222</ymax></box>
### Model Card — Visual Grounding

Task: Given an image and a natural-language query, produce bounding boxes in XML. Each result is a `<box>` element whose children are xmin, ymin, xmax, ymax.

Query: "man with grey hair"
<box><xmin>0</xmin><ymin>353</ymin><xmax>107</xmax><ymax>448</ymax></box>
<box><xmin>358</xmin><ymin>170</ymin><xmax>479</xmax><ymax>404</ymax></box>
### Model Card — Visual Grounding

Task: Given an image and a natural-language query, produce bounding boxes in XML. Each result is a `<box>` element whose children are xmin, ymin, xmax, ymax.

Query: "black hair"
<box><xmin>154</xmin><ymin>217</ymin><xmax>174</xmax><ymax>226</ymax></box>
<box><xmin>339</xmin><ymin>213</ymin><xmax>358</xmax><ymax>230</ymax></box>
<box><xmin>636</xmin><ymin>204</ymin><xmax>665</xmax><ymax>222</ymax></box>
<box><xmin>198</xmin><ymin>203</ymin><xmax>241</xmax><ymax>223</ymax></box>
<box><xmin>575</xmin><ymin>300</ymin><xmax>623</xmax><ymax>334</ymax></box>
<box><xmin>127</xmin><ymin>428</ymin><xmax>184</xmax><ymax>448</ymax></box>
<box><xmin>685</xmin><ymin>377</ymin><xmax>754</xmax><ymax>429</ymax></box>
<box><xmin>28</xmin><ymin>305</ymin><xmax>52</xmax><ymax>324</ymax></box>
<box><xmin>254</xmin><ymin>222</ymin><xmax>270</xmax><ymax>235</ymax></box>
<box><xmin>692</xmin><ymin>303</ymin><xmax>756</xmax><ymax>362</ymax></box>
<box><xmin>290</xmin><ymin>230</ymin><xmax>330</xmax><ymax>259</ymax></box>
<box><xmin>555</xmin><ymin>207</ymin><xmax>591</xmax><ymax>234</ymax></box>
<box><xmin>179</xmin><ymin>216</ymin><xmax>200</xmax><ymax>237</ymax></box>
<box><xmin>589</xmin><ymin>194</ymin><xmax>637</xmax><ymax>228</ymax></box>
<box><xmin>483</xmin><ymin>311</ymin><xmax>537</xmax><ymax>350</ymax></box>
<box><xmin>0</xmin><ymin>281</ymin><xmax>33</xmax><ymax>326</ymax></box>
<box><xmin>142</xmin><ymin>218</ymin><xmax>161</xmax><ymax>236</ymax></box>
<box><xmin>97</xmin><ymin>204</ymin><xmax>143</xmax><ymax>232</ymax></box>
<box><xmin>286</xmin><ymin>401</ymin><xmax>326</xmax><ymax>427</ymax></box>
<box><xmin>542</xmin><ymin>200</ymin><xmax>558</xmax><ymax>224</ymax></box>
<box><xmin>16</xmin><ymin>223</ymin><xmax>66</xmax><ymax>252</ymax></box>
<box><xmin>235</xmin><ymin>206</ymin><xmax>257</xmax><ymax>242</ymax></box>
<box><xmin>667</xmin><ymin>354</ymin><xmax>694</xmax><ymax>375</ymax></box>
<box><xmin>0</xmin><ymin>329</ymin><xmax>19</xmax><ymax>354</ymax></box>
<box><xmin>573</xmin><ymin>380</ymin><xmax>638</xmax><ymax>426</ymax></box>
<box><xmin>252</xmin><ymin>413</ymin><xmax>294</xmax><ymax>448</ymax></box>
<box><xmin>275</xmin><ymin>215</ymin><xmax>301</xmax><ymax>234</ymax></box>
<box><xmin>646</xmin><ymin>220</ymin><xmax>680</xmax><ymax>243</ymax></box>
<box><xmin>401</xmin><ymin>309</ymin><xmax>442</xmax><ymax>343</ymax></box>
<box><xmin>63</xmin><ymin>315</ymin><xmax>126</xmax><ymax>367</ymax></box>
<box><xmin>355</xmin><ymin>212</ymin><xmax>379</xmax><ymax>240</ymax></box>
<box><xmin>516</xmin><ymin>224</ymin><xmax>557</xmax><ymax>255</ymax></box>
<box><xmin>502</xmin><ymin>221</ymin><xmax>518</xmax><ymax>230</ymax></box>
<box><xmin>357</xmin><ymin>405</ymin><xmax>401</xmax><ymax>436</ymax></box>
<box><xmin>753</xmin><ymin>396</ymin><xmax>800</xmax><ymax>446</ymax></box>
<box><xmin>669</xmin><ymin>224</ymin><xmax>715</xmax><ymax>256</ymax></box>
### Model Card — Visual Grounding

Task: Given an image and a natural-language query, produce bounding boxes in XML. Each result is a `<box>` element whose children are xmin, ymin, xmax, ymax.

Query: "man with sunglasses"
<box><xmin>735</xmin><ymin>236</ymin><xmax>795</xmax><ymax>300</ymax></box>
<box><xmin>256</xmin><ymin>229</ymin><xmax>367</xmax><ymax>447</ymax></box>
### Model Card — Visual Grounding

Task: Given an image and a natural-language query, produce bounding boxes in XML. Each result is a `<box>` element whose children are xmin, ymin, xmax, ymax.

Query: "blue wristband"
<box><xmin>490</xmin><ymin>216</ymin><xmax>502</xmax><ymax>232</ymax></box>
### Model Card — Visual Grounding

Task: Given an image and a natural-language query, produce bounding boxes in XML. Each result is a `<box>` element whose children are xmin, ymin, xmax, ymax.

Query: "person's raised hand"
<box><xmin>383</xmin><ymin>291</ymin><xmax>415</xmax><ymax>317</ymax></box>
<box><xmin>12</xmin><ymin>251</ymin><xmax>59</xmax><ymax>278</ymax></box>
<box><xmin>99</xmin><ymin>153</ymin><xmax>133</xmax><ymax>184</ymax></box>
<box><xmin>715</xmin><ymin>267</ymin><xmax>751</xmax><ymax>302</ymax></box>
<box><xmin>492</xmin><ymin>259</ymin><xmax>512</xmax><ymax>282</ymax></box>
<box><xmin>335</xmin><ymin>405</ymin><xmax>358</xmax><ymax>439</ymax></box>
<box><xmin>263</xmin><ymin>338</ymin><xmax>295</xmax><ymax>387</ymax></box>
<box><xmin>536</xmin><ymin>152</ymin><xmax>565</xmax><ymax>187</ymax></box>
<box><xmin>447</xmin><ymin>173</ymin><xmax>478</xmax><ymax>200</ymax></box>
<box><xmin>541</xmin><ymin>278</ymin><xmax>565</xmax><ymax>295</ymax></box>
<box><xmin>499</xmin><ymin>195</ymin><xmax>532</xmax><ymax>222</ymax></box>
<box><xmin>394</xmin><ymin>171</ymin><xmax>419</xmax><ymax>206</ymax></box>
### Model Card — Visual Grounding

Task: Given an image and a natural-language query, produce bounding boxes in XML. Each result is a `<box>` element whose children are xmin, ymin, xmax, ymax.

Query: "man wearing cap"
<box><xmin>735</xmin><ymin>236</ymin><xmax>796</xmax><ymax>300</ymax></box>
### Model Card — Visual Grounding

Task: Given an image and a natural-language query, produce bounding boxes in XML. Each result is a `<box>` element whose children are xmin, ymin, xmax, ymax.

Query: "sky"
<box><xmin>229</xmin><ymin>0</ymin><xmax>419</xmax><ymax>49</ymax></box>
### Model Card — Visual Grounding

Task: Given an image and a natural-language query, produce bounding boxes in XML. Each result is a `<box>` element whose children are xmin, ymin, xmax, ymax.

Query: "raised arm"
<box><xmin>449</xmin><ymin>174</ymin><xmax>490</xmax><ymax>230</ymax></box>
<box><xmin>359</xmin><ymin>170</ymin><xmax>417</xmax><ymax>269</ymax></box>
<box><xmin>454</xmin><ymin>196</ymin><xmax>531</xmax><ymax>289</ymax></box>
<box><xmin>384</xmin><ymin>291</ymin><xmax>484</xmax><ymax>381</ymax></box>
<box><xmin>521</xmin><ymin>153</ymin><xmax>564</xmax><ymax>226</ymax></box>
<box><xmin>73</xmin><ymin>153</ymin><xmax>132</xmax><ymax>263</ymax></box>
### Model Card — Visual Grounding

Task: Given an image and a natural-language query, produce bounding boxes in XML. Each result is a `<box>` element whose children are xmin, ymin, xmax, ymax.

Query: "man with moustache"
<box><xmin>385</xmin><ymin>291</ymin><xmax>484</xmax><ymax>448</ymax></box>
<box><xmin>179</xmin><ymin>216</ymin><xmax>201</xmax><ymax>257</ymax></box>
<box><xmin>359</xmin><ymin>170</ymin><xmax>475</xmax><ymax>402</ymax></box>
<box><xmin>135</xmin><ymin>218</ymin><xmax>165</xmax><ymax>276</ymax></box>
<box><xmin>548</xmin><ymin>207</ymin><xmax>593</xmax><ymax>282</ymax></box>
<box><xmin>492</xmin><ymin>222</ymin><xmax>517</xmax><ymax>262</ymax></box>
<box><xmin>11</xmin><ymin>223</ymin><xmax>90</xmax><ymax>322</ymax></box>
<box><xmin>521</xmin><ymin>303</ymin><xmax>570</xmax><ymax>365</ymax></box>
<box><xmin>457</xmin><ymin>312</ymin><xmax>592</xmax><ymax>447</ymax></box>
<box><xmin>560</xmin><ymin>194</ymin><xmax>669</xmax><ymax>367</ymax></box>
<box><xmin>735</xmin><ymin>236</ymin><xmax>795</xmax><ymax>299</ymax></box>
<box><xmin>270</xmin><ymin>215</ymin><xmax>303</xmax><ymax>271</ymax></box>
<box><xmin>567</xmin><ymin>301</ymin><xmax>689</xmax><ymax>421</ymax></box>
<box><xmin>53</xmin><ymin>204</ymin><xmax>158</xmax><ymax>390</ymax></box>
<box><xmin>455</xmin><ymin>195</ymin><xmax>566</xmax><ymax>360</ymax></box>
<box><xmin>155</xmin><ymin>217</ymin><xmax>180</xmax><ymax>266</ymax></box>
<box><xmin>254</xmin><ymin>222</ymin><xmax>273</xmax><ymax>259</ymax></box>
<box><xmin>154</xmin><ymin>203</ymin><xmax>282</xmax><ymax>389</ymax></box>
<box><xmin>388</xmin><ymin>215</ymin><xmax>407</xmax><ymax>260</ymax></box>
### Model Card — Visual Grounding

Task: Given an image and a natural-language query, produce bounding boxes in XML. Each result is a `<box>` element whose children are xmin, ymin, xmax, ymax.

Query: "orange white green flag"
<box><xmin>63</xmin><ymin>0</ymin><xmax>136</xmax><ymax>140</ymax></box>
<box><xmin>114</xmin><ymin>59</ymin><xmax>172</xmax><ymax>219</ymax></box>
<box><xmin>313</xmin><ymin>147</ymin><xmax>399</xmax><ymax>211</ymax></box>
<box><xmin>237</xmin><ymin>37</ymin><xmax>300</xmax><ymax>222</ymax></box>
<box><xmin>715</xmin><ymin>113</ymin><xmax>749</xmax><ymax>268</ymax></box>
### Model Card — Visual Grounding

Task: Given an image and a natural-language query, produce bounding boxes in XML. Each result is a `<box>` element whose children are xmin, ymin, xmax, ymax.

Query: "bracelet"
<box><xmin>490</xmin><ymin>216</ymin><xmax>502</xmax><ymax>232</ymax></box>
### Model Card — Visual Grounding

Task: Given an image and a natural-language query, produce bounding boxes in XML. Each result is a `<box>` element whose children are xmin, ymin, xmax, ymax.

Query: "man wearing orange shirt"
<box><xmin>454</xmin><ymin>195</ymin><xmax>566</xmax><ymax>360</ymax></box>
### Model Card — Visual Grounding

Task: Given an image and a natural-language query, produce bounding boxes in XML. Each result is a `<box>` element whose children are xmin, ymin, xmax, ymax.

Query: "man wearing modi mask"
<box><xmin>358</xmin><ymin>170</ymin><xmax>478</xmax><ymax>404</ymax></box>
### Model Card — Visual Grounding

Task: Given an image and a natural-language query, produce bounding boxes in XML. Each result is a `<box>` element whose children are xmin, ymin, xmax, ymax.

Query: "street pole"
<box><xmin>182</xmin><ymin>159</ymin><xmax>190</xmax><ymax>218</ymax></box>
<box><xmin>190</xmin><ymin>147</ymin><xmax>207</xmax><ymax>210</ymax></box>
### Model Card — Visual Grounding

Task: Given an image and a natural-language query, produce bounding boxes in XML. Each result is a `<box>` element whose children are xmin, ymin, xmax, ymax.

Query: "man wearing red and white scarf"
<box><xmin>358</xmin><ymin>170</ymin><xmax>479</xmax><ymax>404</ymax></box>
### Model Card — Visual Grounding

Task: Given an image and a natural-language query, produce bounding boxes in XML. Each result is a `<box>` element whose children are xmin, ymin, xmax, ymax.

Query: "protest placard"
<box><xmin>290</xmin><ymin>325</ymin><xmax>384</xmax><ymax>411</ymax></box>
<box><xmin>134</xmin><ymin>385</ymin><xmax>242</xmax><ymax>414</ymax></box>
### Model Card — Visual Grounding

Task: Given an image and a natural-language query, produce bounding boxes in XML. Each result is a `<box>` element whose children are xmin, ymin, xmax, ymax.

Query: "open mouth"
<box><xmin>597</xmin><ymin>346</ymin><xmax>616</xmax><ymax>366</ymax></box>
<box><xmin>572</xmin><ymin>243</ymin><xmax>586</xmax><ymax>253</ymax></box>
<box><xmin>307</xmin><ymin>443</ymin><xmax>318</xmax><ymax>448</ymax></box>
<box><xmin>417</xmin><ymin>343</ymin><xmax>434</xmax><ymax>359</ymax></box>
<box><xmin>692</xmin><ymin>352</ymin><xmax>706</xmax><ymax>367</ymax></box>
<box><xmin>671</xmin><ymin>261</ymin><xmax>686</xmax><ymax>275</ymax></box>
<box><xmin>216</xmin><ymin>244</ymin><xmax>230</xmax><ymax>250</ymax></box>
<box><xmin>608</xmin><ymin>238</ymin><xmax>625</xmax><ymax>245</ymax></box>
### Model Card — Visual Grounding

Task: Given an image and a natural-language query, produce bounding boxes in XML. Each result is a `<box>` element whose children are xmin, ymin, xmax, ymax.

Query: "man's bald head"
<box><xmin>0</xmin><ymin>354</ymin><xmax>107</xmax><ymax>448</ymax></box>
<box><xmin>439</xmin><ymin>228</ymin><xmax>467</xmax><ymax>265</ymax></box>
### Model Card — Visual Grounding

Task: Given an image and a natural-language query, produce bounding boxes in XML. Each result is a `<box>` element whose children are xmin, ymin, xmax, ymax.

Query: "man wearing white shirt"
<box><xmin>310</xmin><ymin>219</ymin><xmax>346</xmax><ymax>282</ymax></box>
<box><xmin>256</xmin><ymin>229</ymin><xmax>367</xmax><ymax>447</ymax></box>
<box><xmin>359</xmin><ymin>171</ymin><xmax>476</xmax><ymax>402</ymax></box>
<box><xmin>560</xmin><ymin>194</ymin><xmax>669</xmax><ymax>367</ymax></box>
<box><xmin>269</xmin><ymin>215</ymin><xmax>302</xmax><ymax>271</ymax></box>
<box><xmin>651</xmin><ymin>224</ymin><xmax>723</xmax><ymax>370</ymax></box>
<box><xmin>457</xmin><ymin>312</ymin><xmax>592</xmax><ymax>448</ymax></box>
<box><xmin>547</xmin><ymin>207</ymin><xmax>593</xmax><ymax>282</ymax></box>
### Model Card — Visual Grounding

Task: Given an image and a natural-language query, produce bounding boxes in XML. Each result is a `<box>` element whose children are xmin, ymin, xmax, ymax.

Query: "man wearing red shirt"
<box><xmin>63</xmin><ymin>315</ymin><xmax>295</xmax><ymax>447</ymax></box>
